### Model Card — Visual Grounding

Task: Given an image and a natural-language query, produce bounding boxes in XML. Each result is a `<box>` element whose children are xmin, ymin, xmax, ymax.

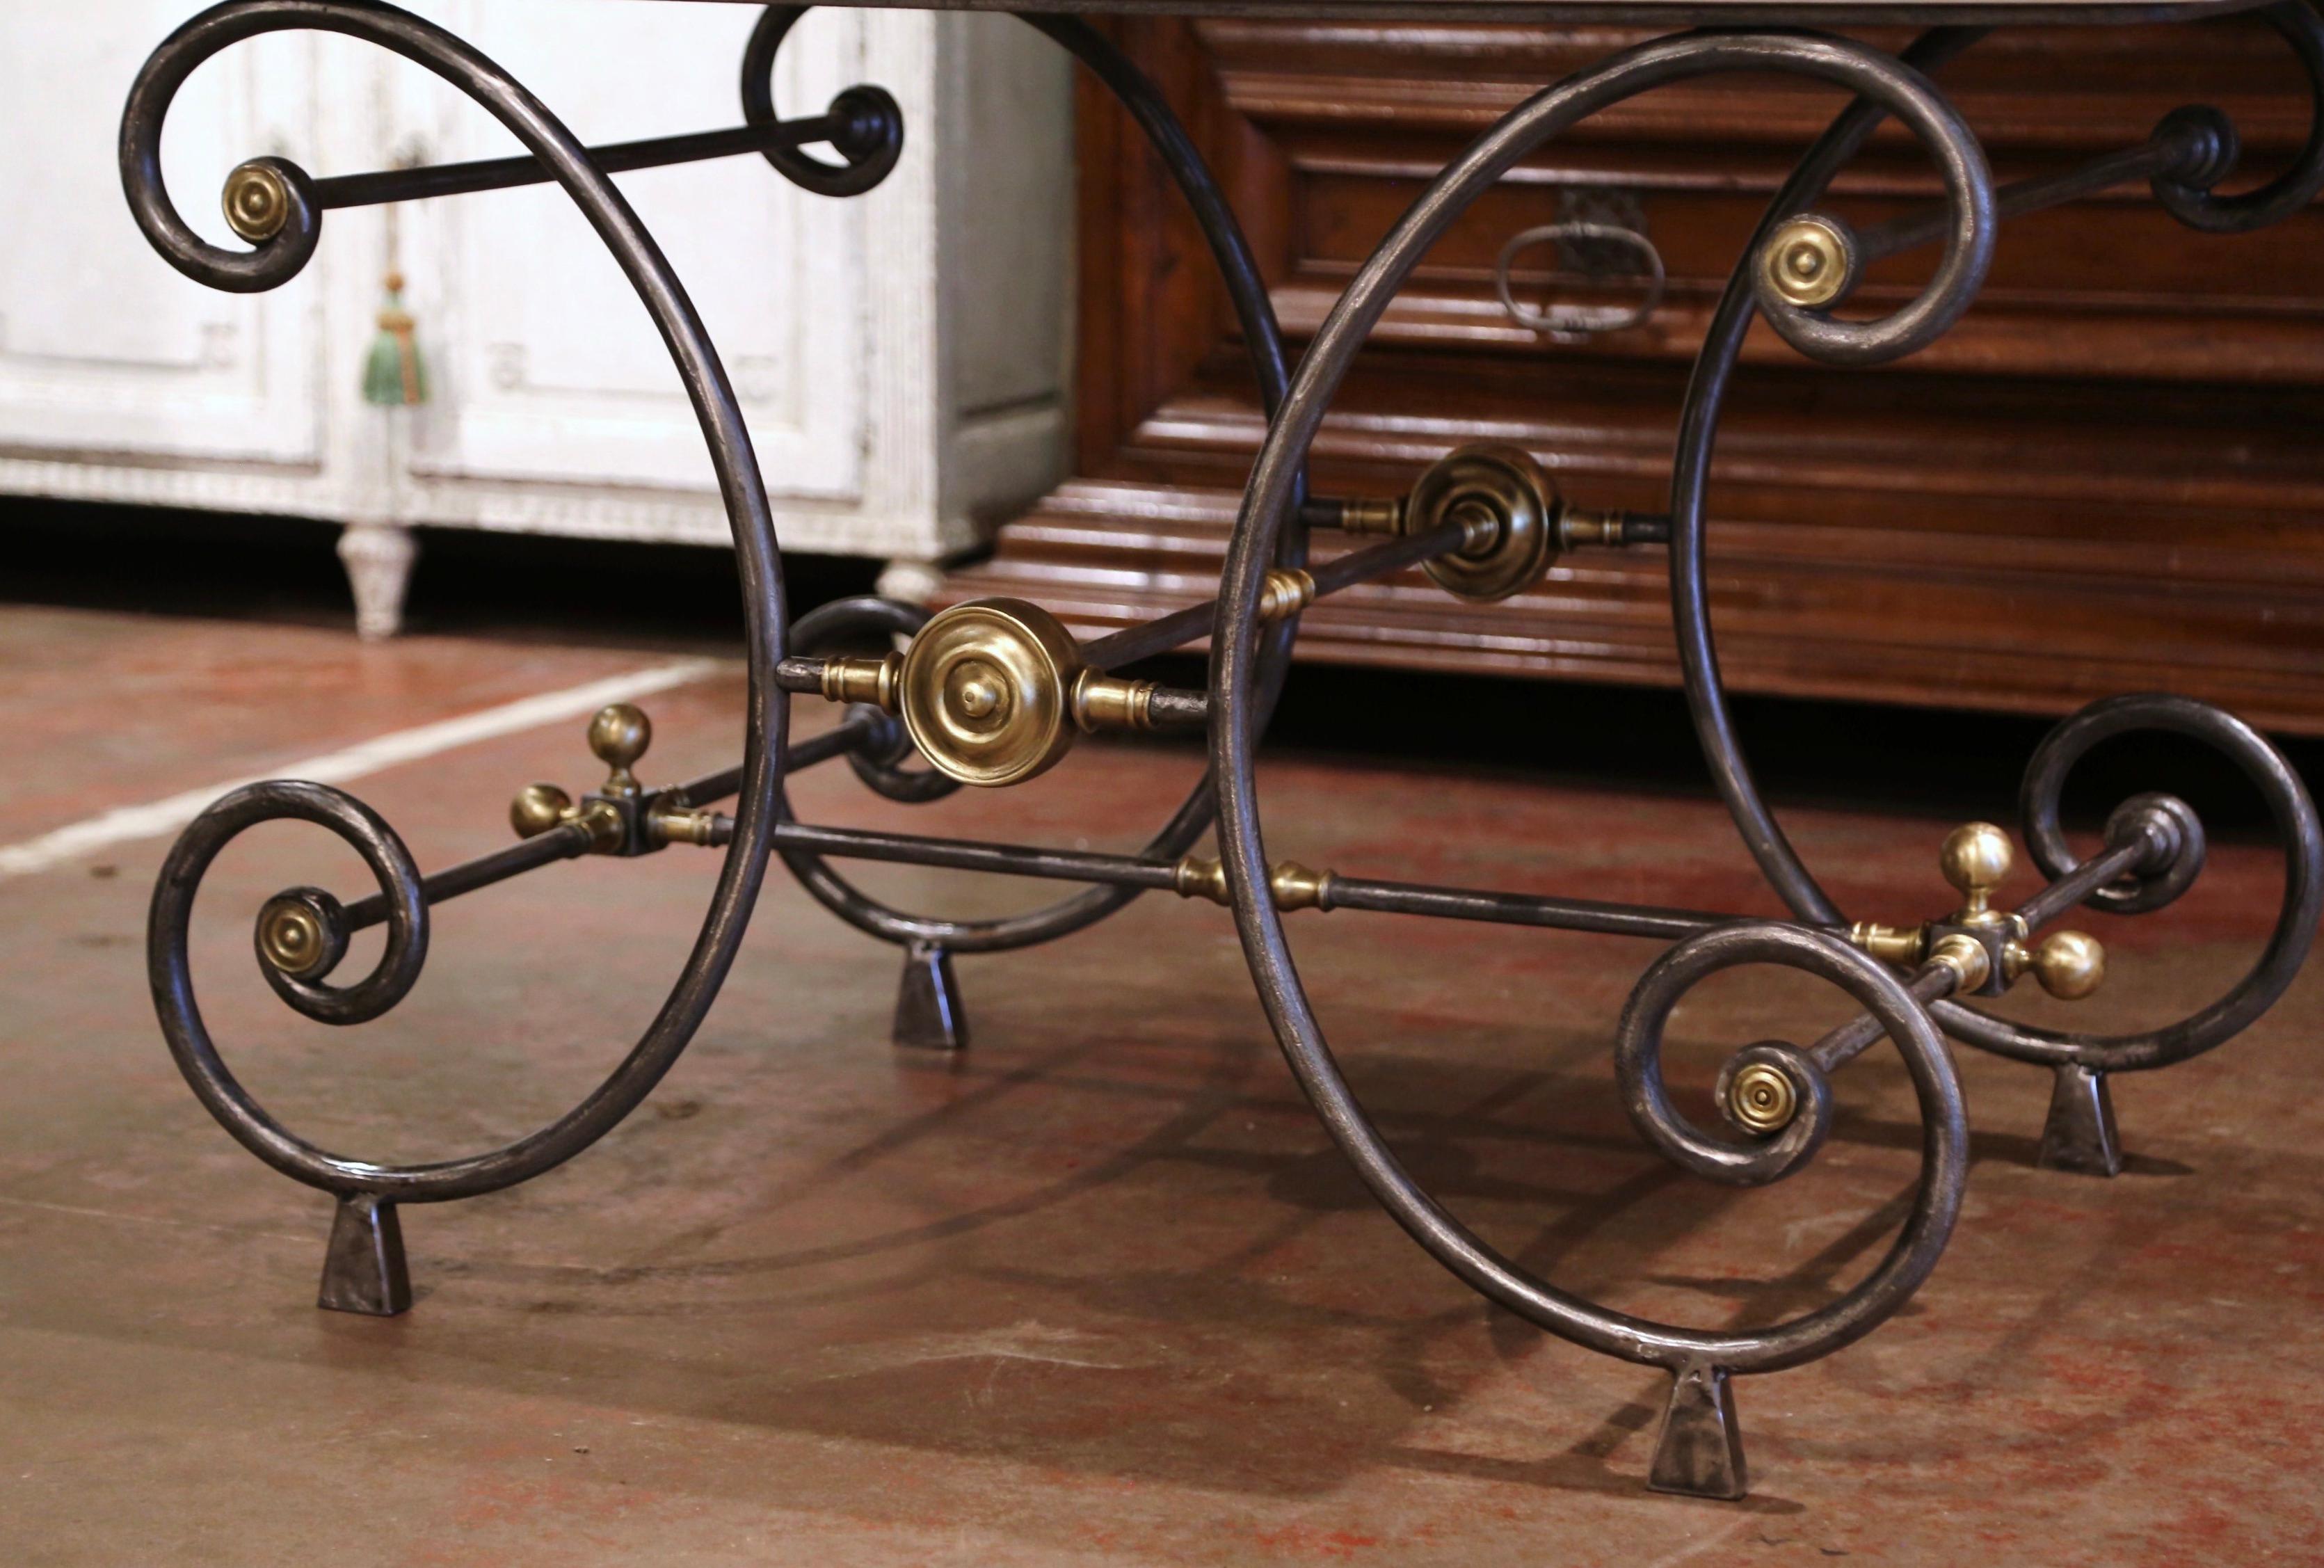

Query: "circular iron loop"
<box><xmin>1669</xmin><ymin>23</ymin><xmax>2324</xmax><ymax>953</ymax></box>
<box><xmin>788</xmin><ymin>595</ymin><xmax>959</xmax><ymax>803</ymax></box>
<box><xmin>742</xmin><ymin>8</ymin><xmax>903</xmax><ymax>197</ymax></box>
<box><xmin>765</xmin><ymin>11</ymin><xmax>1310</xmax><ymax>956</ymax></box>
<box><xmin>1211</xmin><ymin>30</ymin><xmax>1992</xmax><ymax>1373</ymax></box>
<box><xmin>154</xmin><ymin>783</ymin><xmax>428</xmax><ymax>1027</ymax></box>
<box><xmin>2151</xmin><ymin>1</ymin><xmax>2324</xmax><ymax>233</ymax></box>
<box><xmin>1493</xmin><ymin>221</ymin><xmax>1667</xmax><ymax>339</ymax></box>
<box><xmin>132</xmin><ymin>0</ymin><xmax>785</xmax><ymax>1204</ymax></box>
<box><xmin>1934</xmin><ymin>694</ymin><xmax>2323</xmax><ymax>1073</ymax></box>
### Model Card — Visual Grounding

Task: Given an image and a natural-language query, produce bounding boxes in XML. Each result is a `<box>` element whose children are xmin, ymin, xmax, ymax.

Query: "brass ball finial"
<box><xmin>587</xmin><ymin>703</ymin><xmax>651</xmax><ymax>795</ymax></box>
<box><xmin>510</xmin><ymin>781</ymin><xmax>575</xmax><ymax>839</ymax></box>
<box><xmin>1726</xmin><ymin>1062</ymin><xmax>1799</xmax><ymax>1135</ymax></box>
<box><xmin>588</xmin><ymin>703</ymin><xmax>651</xmax><ymax>769</ymax></box>
<box><xmin>222</xmin><ymin>160</ymin><xmax>291</xmax><ymax>244</ymax></box>
<box><xmin>2030</xmin><ymin>929</ymin><xmax>2106</xmax><ymax>1000</ymax></box>
<box><xmin>1761</xmin><ymin>214</ymin><xmax>1857</xmax><ymax>310</ymax></box>
<box><xmin>1939</xmin><ymin>822</ymin><xmax>2014</xmax><ymax>915</ymax></box>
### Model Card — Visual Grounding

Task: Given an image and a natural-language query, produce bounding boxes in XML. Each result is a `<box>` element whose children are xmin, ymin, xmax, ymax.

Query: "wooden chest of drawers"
<box><xmin>939</xmin><ymin>13</ymin><xmax>2324</xmax><ymax>730</ymax></box>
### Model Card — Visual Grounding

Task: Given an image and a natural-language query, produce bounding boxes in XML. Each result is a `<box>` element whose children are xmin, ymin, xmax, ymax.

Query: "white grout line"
<box><xmin>0</xmin><ymin>657</ymin><xmax>726</xmax><ymax>883</ymax></box>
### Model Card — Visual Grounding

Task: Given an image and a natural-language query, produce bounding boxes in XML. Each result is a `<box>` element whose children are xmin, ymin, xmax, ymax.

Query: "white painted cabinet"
<box><xmin>0</xmin><ymin>1</ymin><xmax>1073</xmax><ymax>634</ymax></box>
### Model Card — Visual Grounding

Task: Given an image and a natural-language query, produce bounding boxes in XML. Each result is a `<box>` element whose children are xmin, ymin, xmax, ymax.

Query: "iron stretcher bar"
<box><xmin>333</xmin><ymin>714</ymin><xmax>879</xmax><ymax>931</ymax></box>
<box><xmin>1852</xmin><ymin>121</ymin><xmax>2216</xmax><ymax>265</ymax></box>
<box><xmin>1081</xmin><ymin>518</ymin><xmax>1474</xmax><ymax>672</ymax></box>
<box><xmin>662</xmin><ymin>710</ymin><xmax>884</xmax><ymax>813</ymax></box>
<box><xmin>771</xmin><ymin>819</ymin><xmax>1741</xmax><ymax>939</ymax></box>
<box><xmin>312</xmin><ymin>111</ymin><xmax>852</xmax><ymax>209</ymax></box>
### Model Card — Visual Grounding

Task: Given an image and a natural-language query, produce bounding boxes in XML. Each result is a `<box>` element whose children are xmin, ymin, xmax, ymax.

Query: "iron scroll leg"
<box><xmin>893</xmin><ymin>940</ymin><xmax>968</xmax><ymax>1050</ymax></box>
<box><xmin>128</xmin><ymin>0</ymin><xmax>792</xmax><ymax>1315</ymax></box>
<box><xmin>1202</xmin><ymin>28</ymin><xmax>1997</xmax><ymax>1499</ymax></box>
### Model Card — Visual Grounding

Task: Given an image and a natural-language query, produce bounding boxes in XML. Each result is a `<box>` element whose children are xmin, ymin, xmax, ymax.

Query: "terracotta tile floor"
<box><xmin>2</xmin><ymin>603</ymin><xmax>2319</xmax><ymax>1565</ymax></box>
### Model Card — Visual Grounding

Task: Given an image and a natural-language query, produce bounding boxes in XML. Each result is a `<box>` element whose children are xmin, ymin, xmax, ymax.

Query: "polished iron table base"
<box><xmin>125</xmin><ymin>0</ymin><xmax>2324</xmax><ymax>1501</ymax></box>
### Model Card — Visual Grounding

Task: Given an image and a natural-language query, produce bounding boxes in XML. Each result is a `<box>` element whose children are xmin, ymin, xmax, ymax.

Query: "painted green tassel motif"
<box><xmin>362</xmin><ymin>269</ymin><xmax>426</xmax><ymax>408</ymax></box>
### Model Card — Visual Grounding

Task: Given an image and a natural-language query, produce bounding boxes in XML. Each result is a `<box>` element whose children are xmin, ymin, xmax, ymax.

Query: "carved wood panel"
<box><xmin>397</xmin><ymin>0</ymin><xmax>870</xmax><ymax>504</ymax></box>
<box><xmin>939</xmin><ymin>13</ymin><xmax>2324</xmax><ymax>733</ymax></box>
<box><xmin>0</xmin><ymin>9</ymin><xmax>323</xmax><ymax>467</ymax></box>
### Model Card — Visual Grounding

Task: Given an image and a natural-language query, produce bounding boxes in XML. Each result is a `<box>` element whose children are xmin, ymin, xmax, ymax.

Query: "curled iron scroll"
<box><xmin>1931</xmin><ymin>694</ymin><xmax>2324</xmax><ymax>1074</ymax></box>
<box><xmin>741</xmin><ymin>6</ymin><xmax>904</xmax><ymax>197</ymax></box>
<box><xmin>2151</xmin><ymin>0</ymin><xmax>2324</xmax><ymax>234</ymax></box>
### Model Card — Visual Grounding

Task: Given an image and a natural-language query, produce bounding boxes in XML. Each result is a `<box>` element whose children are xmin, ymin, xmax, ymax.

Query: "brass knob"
<box><xmin>2029</xmin><ymin>929</ymin><xmax>2106</xmax><ymax>1000</ymax></box>
<box><xmin>956</xmin><ymin>674</ymin><xmax>1005</xmax><ymax>719</ymax></box>
<box><xmin>510</xmin><ymin>782</ymin><xmax>575</xmax><ymax>839</ymax></box>
<box><xmin>1760</xmin><ymin>214</ymin><xmax>1856</xmax><ymax>309</ymax></box>
<box><xmin>1726</xmin><ymin>1062</ymin><xmax>1799</xmax><ymax>1135</ymax></box>
<box><xmin>257</xmin><ymin>898</ymin><xmax>327</xmax><ymax>976</ymax></box>
<box><xmin>222</xmin><ymin>160</ymin><xmax>291</xmax><ymax>243</ymax></box>
<box><xmin>1939</xmin><ymin>822</ymin><xmax>2013</xmax><ymax>919</ymax></box>
<box><xmin>1405</xmin><ymin>445</ymin><xmax>1559</xmax><ymax>603</ymax></box>
<box><xmin>588</xmin><ymin>703</ymin><xmax>651</xmax><ymax>795</ymax></box>
<box><xmin>255</xmin><ymin>888</ymin><xmax>346</xmax><ymax>981</ymax></box>
<box><xmin>898</xmin><ymin>599</ymin><xmax>1084</xmax><ymax>787</ymax></box>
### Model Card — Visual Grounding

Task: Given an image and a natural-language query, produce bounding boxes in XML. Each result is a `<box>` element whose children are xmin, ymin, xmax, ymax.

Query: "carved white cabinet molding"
<box><xmin>0</xmin><ymin>1</ymin><xmax>1073</xmax><ymax>635</ymax></box>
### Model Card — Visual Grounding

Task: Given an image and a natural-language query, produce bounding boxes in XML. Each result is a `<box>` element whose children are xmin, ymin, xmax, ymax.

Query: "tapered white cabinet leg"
<box><xmin>876</xmin><ymin>557</ymin><xmax>946</xmax><ymax>607</ymax></box>
<box><xmin>337</xmin><ymin>522</ymin><xmax>418</xmax><ymax>640</ymax></box>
